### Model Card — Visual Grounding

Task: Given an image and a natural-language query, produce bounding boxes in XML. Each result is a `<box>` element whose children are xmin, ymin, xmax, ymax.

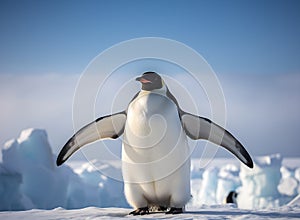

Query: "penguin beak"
<box><xmin>136</xmin><ymin>77</ymin><xmax>152</xmax><ymax>84</ymax></box>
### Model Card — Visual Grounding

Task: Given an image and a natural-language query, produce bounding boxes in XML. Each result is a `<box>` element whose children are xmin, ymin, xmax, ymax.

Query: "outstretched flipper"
<box><xmin>181</xmin><ymin>112</ymin><xmax>253</xmax><ymax>168</ymax></box>
<box><xmin>56</xmin><ymin>112</ymin><xmax>127</xmax><ymax>166</ymax></box>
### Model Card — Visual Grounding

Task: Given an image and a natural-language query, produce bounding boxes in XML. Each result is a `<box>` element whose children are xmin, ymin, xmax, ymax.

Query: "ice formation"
<box><xmin>0</xmin><ymin>128</ymin><xmax>128</xmax><ymax>211</ymax></box>
<box><xmin>238</xmin><ymin>154</ymin><xmax>282</xmax><ymax>209</ymax></box>
<box><xmin>0</xmin><ymin>128</ymin><xmax>299</xmax><ymax>211</ymax></box>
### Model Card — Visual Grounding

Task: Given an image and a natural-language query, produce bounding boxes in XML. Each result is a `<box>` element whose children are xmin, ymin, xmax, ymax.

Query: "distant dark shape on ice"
<box><xmin>226</xmin><ymin>191</ymin><xmax>238</xmax><ymax>204</ymax></box>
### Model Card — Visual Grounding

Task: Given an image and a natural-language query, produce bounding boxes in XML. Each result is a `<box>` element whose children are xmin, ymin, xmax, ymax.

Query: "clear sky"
<box><xmin>0</xmin><ymin>0</ymin><xmax>300</xmax><ymax>159</ymax></box>
<box><xmin>1</xmin><ymin>0</ymin><xmax>299</xmax><ymax>75</ymax></box>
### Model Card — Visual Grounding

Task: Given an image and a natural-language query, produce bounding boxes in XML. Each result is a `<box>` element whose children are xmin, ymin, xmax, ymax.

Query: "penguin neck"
<box><xmin>139</xmin><ymin>84</ymin><xmax>168</xmax><ymax>97</ymax></box>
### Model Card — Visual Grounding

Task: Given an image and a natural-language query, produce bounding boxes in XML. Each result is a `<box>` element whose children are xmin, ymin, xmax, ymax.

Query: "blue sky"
<box><xmin>1</xmin><ymin>0</ymin><xmax>299</xmax><ymax>75</ymax></box>
<box><xmin>0</xmin><ymin>0</ymin><xmax>300</xmax><ymax>159</ymax></box>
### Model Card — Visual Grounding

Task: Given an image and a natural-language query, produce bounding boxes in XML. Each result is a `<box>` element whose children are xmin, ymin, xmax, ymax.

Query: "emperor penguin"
<box><xmin>226</xmin><ymin>191</ymin><xmax>238</xmax><ymax>205</ymax></box>
<box><xmin>56</xmin><ymin>72</ymin><xmax>253</xmax><ymax>215</ymax></box>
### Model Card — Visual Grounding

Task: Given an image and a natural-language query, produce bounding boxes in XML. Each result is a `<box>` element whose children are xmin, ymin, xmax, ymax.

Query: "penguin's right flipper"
<box><xmin>181</xmin><ymin>112</ymin><xmax>253</xmax><ymax>168</ymax></box>
<box><xmin>56</xmin><ymin>112</ymin><xmax>126</xmax><ymax>166</ymax></box>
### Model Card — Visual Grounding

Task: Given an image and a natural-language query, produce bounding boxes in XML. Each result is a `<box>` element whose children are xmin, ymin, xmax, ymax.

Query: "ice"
<box><xmin>237</xmin><ymin>154</ymin><xmax>282</xmax><ymax>209</ymax></box>
<box><xmin>278</xmin><ymin>166</ymin><xmax>299</xmax><ymax>197</ymax></box>
<box><xmin>0</xmin><ymin>164</ymin><xmax>33</xmax><ymax>211</ymax></box>
<box><xmin>0</xmin><ymin>128</ymin><xmax>128</xmax><ymax>211</ymax></box>
<box><xmin>1</xmin><ymin>128</ymin><xmax>300</xmax><ymax>212</ymax></box>
<box><xmin>198</xmin><ymin>167</ymin><xmax>219</xmax><ymax>205</ymax></box>
<box><xmin>295</xmin><ymin>168</ymin><xmax>300</xmax><ymax>182</ymax></box>
<box><xmin>75</xmin><ymin>161</ymin><xmax>128</xmax><ymax>208</ymax></box>
<box><xmin>1</xmin><ymin>129</ymin><xmax>68</xmax><ymax>209</ymax></box>
<box><xmin>281</xmin><ymin>166</ymin><xmax>293</xmax><ymax>179</ymax></box>
<box><xmin>189</xmin><ymin>154</ymin><xmax>300</xmax><ymax>210</ymax></box>
<box><xmin>278</xmin><ymin>177</ymin><xmax>298</xmax><ymax>196</ymax></box>
<box><xmin>5</xmin><ymin>129</ymin><xmax>54</xmax><ymax>171</ymax></box>
<box><xmin>216</xmin><ymin>164</ymin><xmax>241</xmax><ymax>204</ymax></box>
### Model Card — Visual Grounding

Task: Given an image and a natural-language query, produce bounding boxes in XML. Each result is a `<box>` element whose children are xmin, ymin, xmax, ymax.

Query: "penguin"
<box><xmin>56</xmin><ymin>72</ymin><xmax>253</xmax><ymax>215</ymax></box>
<box><xmin>226</xmin><ymin>191</ymin><xmax>238</xmax><ymax>205</ymax></box>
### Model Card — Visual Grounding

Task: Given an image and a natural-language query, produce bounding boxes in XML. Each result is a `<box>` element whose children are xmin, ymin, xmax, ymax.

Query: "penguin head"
<box><xmin>136</xmin><ymin>72</ymin><xmax>164</xmax><ymax>91</ymax></box>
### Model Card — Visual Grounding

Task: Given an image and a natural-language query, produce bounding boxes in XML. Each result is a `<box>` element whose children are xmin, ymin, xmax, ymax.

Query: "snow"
<box><xmin>278</xmin><ymin>177</ymin><xmax>298</xmax><ymax>197</ymax></box>
<box><xmin>0</xmin><ymin>206</ymin><xmax>299</xmax><ymax>220</ymax></box>
<box><xmin>0</xmin><ymin>128</ymin><xmax>300</xmax><ymax>219</ymax></box>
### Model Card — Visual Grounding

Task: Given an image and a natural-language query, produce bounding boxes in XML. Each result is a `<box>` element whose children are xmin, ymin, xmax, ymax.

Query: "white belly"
<box><xmin>122</xmin><ymin>93</ymin><xmax>191</xmax><ymax>207</ymax></box>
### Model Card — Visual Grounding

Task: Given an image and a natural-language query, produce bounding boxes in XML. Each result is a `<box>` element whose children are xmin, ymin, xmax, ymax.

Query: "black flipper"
<box><xmin>181</xmin><ymin>112</ymin><xmax>253</xmax><ymax>168</ymax></box>
<box><xmin>56</xmin><ymin>111</ymin><xmax>127</xmax><ymax>166</ymax></box>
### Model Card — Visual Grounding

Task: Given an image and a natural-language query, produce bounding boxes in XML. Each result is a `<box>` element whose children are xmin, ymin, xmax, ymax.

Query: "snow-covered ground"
<box><xmin>1</xmin><ymin>205</ymin><xmax>300</xmax><ymax>220</ymax></box>
<box><xmin>0</xmin><ymin>128</ymin><xmax>300</xmax><ymax>219</ymax></box>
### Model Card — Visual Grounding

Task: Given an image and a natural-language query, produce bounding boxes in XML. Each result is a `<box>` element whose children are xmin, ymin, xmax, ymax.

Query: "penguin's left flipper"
<box><xmin>181</xmin><ymin>112</ymin><xmax>253</xmax><ymax>168</ymax></box>
<box><xmin>56</xmin><ymin>111</ymin><xmax>126</xmax><ymax>166</ymax></box>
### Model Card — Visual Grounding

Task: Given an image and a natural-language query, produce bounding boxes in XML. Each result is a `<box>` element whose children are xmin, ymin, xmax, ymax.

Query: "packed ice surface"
<box><xmin>1</xmin><ymin>205</ymin><xmax>300</xmax><ymax>220</ymax></box>
<box><xmin>0</xmin><ymin>128</ymin><xmax>299</xmax><ymax>212</ymax></box>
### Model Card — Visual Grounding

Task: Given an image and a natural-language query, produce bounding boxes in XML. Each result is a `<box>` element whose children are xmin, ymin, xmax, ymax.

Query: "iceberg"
<box><xmin>237</xmin><ymin>154</ymin><xmax>282</xmax><ymax>209</ymax></box>
<box><xmin>0</xmin><ymin>128</ymin><xmax>128</xmax><ymax>210</ymax></box>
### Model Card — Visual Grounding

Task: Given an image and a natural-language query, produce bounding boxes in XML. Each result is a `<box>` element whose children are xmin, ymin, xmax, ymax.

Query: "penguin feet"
<box><xmin>129</xmin><ymin>207</ymin><xmax>149</xmax><ymax>215</ymax></box>
<box><xmin>158</xmin><ymin>206</ymin><xmax>168</xmax><ymax>211</ymax></box>
<box><xmin>165</xmin><ymin>207</ymin><xmax>183</xmax><ymax>214</ymax></box>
